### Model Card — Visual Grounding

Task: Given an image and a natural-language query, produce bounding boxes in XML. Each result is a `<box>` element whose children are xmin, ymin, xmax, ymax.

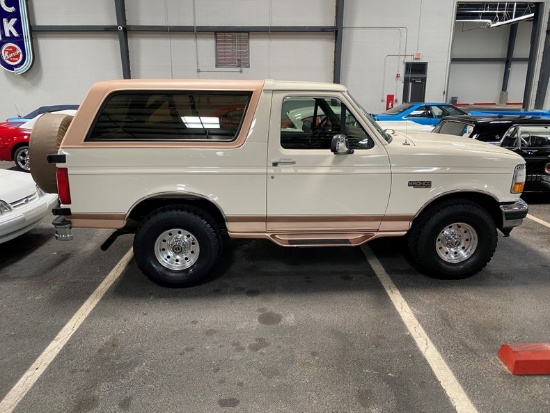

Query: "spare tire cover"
<box><xmin>29</xmin><ymin>114</ymin><xmax>74</xmax><ymax>194</ymax></box>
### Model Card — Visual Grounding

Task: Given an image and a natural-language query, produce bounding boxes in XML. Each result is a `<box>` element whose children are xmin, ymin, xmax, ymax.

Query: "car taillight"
<box><xmin>56</xmin><ymin>168</ymin><xmax>72</xmax><ymax>204</ymax></box>
<box><xmin>545</xmin><ymin>162</ymin><xmax>550</xmax><ymax>175</ymax></box>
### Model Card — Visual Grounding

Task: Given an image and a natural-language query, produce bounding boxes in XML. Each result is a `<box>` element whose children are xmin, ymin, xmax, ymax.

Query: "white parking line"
<box><xmin>0</xmin><ymin>249</ymin><xmax>134</xmax><ymax>413</ymax></box>
<box><xmin>361</xmin><ymin>245</ymin><xmax>479</xmax><ymax>413</ymax></box>
<box><xmin>527</xmin><ymin>214</ymin><xmax>550</xmax><ymax>229</ymax></box>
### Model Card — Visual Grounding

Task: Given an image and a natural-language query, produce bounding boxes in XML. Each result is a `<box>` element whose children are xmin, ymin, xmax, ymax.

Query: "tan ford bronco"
<box><xmin>29</xmin><ymin>79</ymin><xmax>528</xmax><ymax>287</ymax></box>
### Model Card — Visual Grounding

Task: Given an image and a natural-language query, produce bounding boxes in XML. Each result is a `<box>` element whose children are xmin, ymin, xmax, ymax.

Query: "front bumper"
<box><xmin>499</xmin><ymin>198</ymin><xmax>528</xmax><ymax>230</ymax></box>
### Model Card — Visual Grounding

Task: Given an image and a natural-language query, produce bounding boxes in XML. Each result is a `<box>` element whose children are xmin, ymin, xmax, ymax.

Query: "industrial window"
<box><xmin>86</xmin><ymin>91</ymin><xmax>251</xmax><ymax>142</ymax></box>
<box><xmin>215</xmin><ymin>32</ymin><xmax>250</xmax><ymax>68</ymax></box>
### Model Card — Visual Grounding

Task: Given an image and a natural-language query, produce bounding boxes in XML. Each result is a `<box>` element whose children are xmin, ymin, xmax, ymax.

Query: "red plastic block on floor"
<box><xmin>498</xmin><ymin>343</ymin><xmax>550</xmax><ymax>375</ymax></box>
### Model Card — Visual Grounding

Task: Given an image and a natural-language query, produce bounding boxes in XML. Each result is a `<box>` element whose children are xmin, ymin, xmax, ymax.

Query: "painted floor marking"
<box><xmin>527</xmin><ymin>213</ymin><xmax>550</xmax><ymax>229</ymax></box>
<box><xmin>0</xmin><ymin>248</ymin><xmax>134</xmax><ymax>413</ymax></box>
<box><xmin>361</xmin><ymin>245</ymin><xmax>479</xmax><ymax>413</ymax></box>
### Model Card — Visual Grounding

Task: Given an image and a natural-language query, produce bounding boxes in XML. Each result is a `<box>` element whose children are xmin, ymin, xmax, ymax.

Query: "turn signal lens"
<box><xmin>512</xmin><ymin>182</ymin><xmax>525</xmax><ymax>193</ymax></box>
<box><xmin>511</xmin><ymin>164</ymin><xmax>526</xmax><ymax>194</ymax></box>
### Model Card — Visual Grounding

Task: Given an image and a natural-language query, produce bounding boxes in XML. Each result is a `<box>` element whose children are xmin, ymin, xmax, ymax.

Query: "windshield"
<box><xmin>347</xmin><ymin>92</ymin><xmax>392</xmax><ymax>143</ymax></box>
<box><xmin>381</xmin><ymin>103</ymin><xmax>413</xmax><ymax>115</ymax></box>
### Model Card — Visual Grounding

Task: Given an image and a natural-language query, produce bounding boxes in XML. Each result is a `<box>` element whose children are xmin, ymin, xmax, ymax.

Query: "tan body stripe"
<box><xmin>67</xmin><ymin>213</ymin><xmax>412</xmax><ymax>237</ymax></box>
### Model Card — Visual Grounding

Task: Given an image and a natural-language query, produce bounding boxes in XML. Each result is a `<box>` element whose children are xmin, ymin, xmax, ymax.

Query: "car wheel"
<box><xmin>13</xmin><ymin>145</ymin><xmax>30</xmax><ymax>172</ymax></box>
<box><xmin>29</xmin><ymin>113</ymin><xmax>74</xmax><ymax>193</ymax></box>
<box><xmin>133</xmin><ymin>206</ymin><xmax>223</xmax><ymax>288</ymax></box>
<box><xmin>407</xmin><ymin>200</ymin><xmax>497</xmax><ymax>279</ymax></box>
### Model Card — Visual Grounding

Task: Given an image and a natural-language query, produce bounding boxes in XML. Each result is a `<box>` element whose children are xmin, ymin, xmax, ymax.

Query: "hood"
<box><xmin>387</xmin><ymin>130</ymin><xmax>521</xmax><ymax>158</ymax></box>
<box><xmin>0</xmin><ymin>169</ymin><xmax>38</xmax><ymax>203</ymax></box>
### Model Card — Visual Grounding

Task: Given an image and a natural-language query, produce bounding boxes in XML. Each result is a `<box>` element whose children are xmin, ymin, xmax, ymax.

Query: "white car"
<box><xmin>0</xmin><ymin>169</ymin><xmax>58</xmax><ymax>243</ymax></box>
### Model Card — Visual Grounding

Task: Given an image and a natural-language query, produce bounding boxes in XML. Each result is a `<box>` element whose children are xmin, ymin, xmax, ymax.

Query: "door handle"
<box><xmin>272</xmin><ymin>159</ymin><xmax>296</xmax><ymax>167</ymax></box>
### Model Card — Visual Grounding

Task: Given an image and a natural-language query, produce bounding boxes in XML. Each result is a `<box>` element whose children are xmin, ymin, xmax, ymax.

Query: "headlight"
<box><xmin>511</xmin><ymin>164</ymin><xmax>526</xmax><ymax>194</ymax></box>
<box><xmin>36</xmin><ymin>185</ymin><xmax>45</xmax><ymax>197</ymax></box>
<box><xmin>0</xmin><ymin>200</ymin><xmax>12</xmax><ymax>215</ymax></box>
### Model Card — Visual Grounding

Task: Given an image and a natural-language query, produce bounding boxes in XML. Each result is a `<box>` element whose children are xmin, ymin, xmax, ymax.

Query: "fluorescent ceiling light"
<box><xmin>456</xmin><ymin>19</ymin><xmax>492</xmax><ymax>23</ymax></box>
<box><xmin>489</xmin><ymin>13</ymin><xmax>534</xmax><ymax>27</ymax></box>
<box><xmin>181</xmin><ymin>116</ymin><xmax>220</xmax><ymax>129</ymax></box>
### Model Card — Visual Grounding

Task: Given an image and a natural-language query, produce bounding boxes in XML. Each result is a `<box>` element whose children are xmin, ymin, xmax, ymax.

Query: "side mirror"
<box><xmin>331</xmin><ymin>134</ymin><xmax>354</xmax><ymax>155</ymax></box>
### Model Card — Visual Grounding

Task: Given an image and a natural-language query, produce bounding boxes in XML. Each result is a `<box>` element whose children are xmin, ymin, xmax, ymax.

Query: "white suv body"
<box><xmin>29</xmin><ymin>79</ymin><xmax>527</xmax><ymax>287</ymax></box>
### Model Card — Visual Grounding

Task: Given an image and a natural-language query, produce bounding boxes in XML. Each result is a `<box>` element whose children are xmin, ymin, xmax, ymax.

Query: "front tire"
<box><xmin>133</xmin><ymin>207</ymin><xmax>223</xmax><ymax>288</ymax></box>
<box><xmin>14</xmin><ymin>145</ymin><xmax>30</xmax><ymax>172</ymax></box>
<box><xmin>407</xmin><ymin>200</ymin><xmax>497</xmax><ymax>279</ymax></box>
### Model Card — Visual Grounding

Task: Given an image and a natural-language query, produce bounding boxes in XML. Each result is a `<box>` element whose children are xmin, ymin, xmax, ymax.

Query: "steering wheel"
<box><xmin>317</xmin><ymin>116</ymin><xmax>331</xmax><ymax>131</ymax></box>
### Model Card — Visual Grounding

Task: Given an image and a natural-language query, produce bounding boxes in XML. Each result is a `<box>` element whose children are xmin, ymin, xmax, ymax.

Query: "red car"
<box><xmin>1</xmin><ymin>107</ymin><xmax>79</xmax><ymax>172</ymax></box>
<box><xmin>0</xmin><ymin>120</ymin><xmax>31</xmax><ymax>172</ymax></box>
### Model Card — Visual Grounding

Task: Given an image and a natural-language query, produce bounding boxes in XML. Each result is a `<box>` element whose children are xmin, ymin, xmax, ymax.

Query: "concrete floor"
<box><xmin>1</xmin><ymin>161</ymin><xmax>549</xmax><ymax>412</ymax></box>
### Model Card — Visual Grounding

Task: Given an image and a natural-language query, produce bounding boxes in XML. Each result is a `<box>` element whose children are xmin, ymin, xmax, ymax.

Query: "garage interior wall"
<box><xmin>341</xmin><ymin>0</ymin><xmax>457</xmax><ymax>112</ymax></box>
<box><xmin>2</xmin><ymin>0</ymin><xmax>550</xmax><ymax>119</ymax></box>
<box><xmin>1</xmin><ymin>0</ymin><xmax>122</xmax><ymax>118</ymax></box>
<box><xmin>448</xmin><ymin>21</ymin><xmax>532</xmax><ymax>105</ymax></box>
<box><xmin>126</xmin><ymin>0</ymin><xmax>335</xmax><ymax>81</ymax></box>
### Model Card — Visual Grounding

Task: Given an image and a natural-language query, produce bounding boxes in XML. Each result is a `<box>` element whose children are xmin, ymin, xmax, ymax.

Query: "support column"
<box><xmin>500</xmin><ymin>23</ymin><xmax>518</xmax><ymax>104</ymax></box>
<box><xmin>114</xmin><ymin>0</ymin><xmax>131</xmax><ymax>79</ymax></box>
<box><xmin>535</xmin><ymin>11</ymin><xmax>550</xmax><ymax>109</ymax></box>
<box><xmin>523</xmin><ymin>3</ymin><xmax>542</xmax><ymax>110</ymax></box>
<box><xmin>333</xmin><ymin>0</ymin><xmax>344</xmax><ymax>84</ymax></box>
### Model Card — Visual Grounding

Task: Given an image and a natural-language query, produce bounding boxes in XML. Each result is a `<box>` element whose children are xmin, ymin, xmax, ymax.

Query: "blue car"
<box><xmin>6</xmin><ymin>104</ymin><xmax>79</xmax><ymax>123</ymax></box>
<box><xmin>372</xmin><ymin>102</ymin><xmax>468</xmax><ymax>126</ymax></box>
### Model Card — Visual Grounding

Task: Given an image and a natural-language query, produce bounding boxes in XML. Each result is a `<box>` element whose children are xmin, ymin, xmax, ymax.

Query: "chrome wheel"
<box><xmin>436</xmin><ymin>222</ymin><xmax>478</xmax><ymax>263</ymax></box>
<box><xmin>15</xmin><ymin>146</ymin><xmax>30</xmax><ymax>171</ymax></box>
<box><xmin>154</xmin><ymin>228</ymin><xmax>200</xmax><ymax>270</ymax></box>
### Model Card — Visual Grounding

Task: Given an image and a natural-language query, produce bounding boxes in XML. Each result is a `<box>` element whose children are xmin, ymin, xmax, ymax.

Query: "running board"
<box><xmin>269</xmin><ymin>233</ymin><xmax>376</xmax><ymax>247</ymax></box>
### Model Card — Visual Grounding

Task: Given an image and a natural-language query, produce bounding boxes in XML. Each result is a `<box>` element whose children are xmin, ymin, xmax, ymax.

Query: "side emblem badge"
<box><xmin>408</xmin><ymin>181</ymin><xmax>432</xmax><ymax>189</ymax></box>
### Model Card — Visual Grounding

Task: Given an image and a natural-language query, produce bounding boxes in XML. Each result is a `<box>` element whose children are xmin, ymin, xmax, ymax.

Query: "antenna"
<box><xmin>14</xmin><ymin>104</ymin><xmax>21</xmax><ymax>118</ymax></box>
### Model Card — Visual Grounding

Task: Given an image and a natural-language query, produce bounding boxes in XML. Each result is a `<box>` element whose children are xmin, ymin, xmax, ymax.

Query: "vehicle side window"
<box><xmin>442</xmin><ymin>106</ymin><xmax>466</xmax><ymax>116</ymax></box>
<box><xmin>517</xmin><ymin>126</ymin><xmax>550</xmax><ymax>147</ymax></box>
<box><xmin>407</xmin><ymin>105</ymin><xmax>431</xmax><ymax>118</ymax></box>
<box><xmin>501</xmin><ymin>127</ymin><xmax>519</xmax><ymax>148</ymax></box>
<box><xmin>280</xmin><ymin>97</ymin><xmax>373</xmax><ymax>150</ymax></box>
<box><xmin>431</xmin><ymin>106</ymin><xmax>444</xmax><ymax>118</ymax></box>
<box><xmin>86</xmin><ymin>91</ymin><xmax>251</xmax><ymax>142</ymax></box>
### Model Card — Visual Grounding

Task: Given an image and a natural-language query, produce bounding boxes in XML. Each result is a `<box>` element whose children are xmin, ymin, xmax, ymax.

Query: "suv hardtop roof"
<box><xmin>89</xmin><ymin>79</ymin><xmax>348</xmax><ymax>93</ymax></box>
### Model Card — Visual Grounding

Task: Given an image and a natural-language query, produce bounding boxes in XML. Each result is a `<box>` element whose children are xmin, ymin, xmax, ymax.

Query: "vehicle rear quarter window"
<box><xmin>86</xmin><ymin>91</ymin><xmax>251</xmax><ymax>142</ymax></box>
<box><xmin>435</xmin><ymin>121</ymin><xmax>469</xmax><ymax>136</ymax></box>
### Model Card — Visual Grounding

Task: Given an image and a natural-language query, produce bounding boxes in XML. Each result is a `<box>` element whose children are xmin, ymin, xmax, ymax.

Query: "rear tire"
<box><xmin>133</xmin><ymin>207</ymin><xmax>223</xmax><ymax>288</ymax></box>
<box><xmin>407</xmin><ymin>200</ymin><xmax>497</xmax><ymax>279</ymax></box>
<box><xmin>13</xmin><ymin>145</ymin><xmax>30</xmax><ymax>172</ymax></box>
<box><xmin>29</xmin><ymin>113</ymin><xmax>74</xmax><ymax>193</ymax></box>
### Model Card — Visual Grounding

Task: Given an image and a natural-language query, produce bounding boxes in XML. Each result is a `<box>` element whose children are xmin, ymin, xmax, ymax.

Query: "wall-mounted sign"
<box><xmin>0</xmin><ymin>0</ymin><xmax>33</xmax><ymax>74</ymax></box>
